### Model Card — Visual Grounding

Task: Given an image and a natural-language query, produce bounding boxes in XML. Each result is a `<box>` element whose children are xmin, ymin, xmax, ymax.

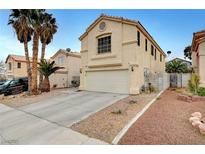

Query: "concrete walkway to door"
<box><xmin>0</xmin><ymin>91</ymin><xmax>127</xmax><ymax>144</ymax></box>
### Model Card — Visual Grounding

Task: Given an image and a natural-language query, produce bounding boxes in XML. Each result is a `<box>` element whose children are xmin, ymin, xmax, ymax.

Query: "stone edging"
<box><xmin>177</xmin><ymin>94</ymin><xmax>205</xmax><ymax>103</ymax></box>
<box><xmin>112</xmin><ymin>90</ymin><xmax>165</xmax><ymax>145</ymax></box>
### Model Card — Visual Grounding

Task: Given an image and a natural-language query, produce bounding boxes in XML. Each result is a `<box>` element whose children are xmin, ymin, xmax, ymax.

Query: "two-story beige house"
<box><xmin>49</xmin><ymin>49</ymin><xmax>81</xmax><ymax>88</ymax></box>
<box><xmin>5</xmin><ymin>54</ymin><xmax>30</xmax><ymax>80</ymax></box>
<box><xmin>191</xmin><ymin>30</ymin><xmax>205</xmax><ymax>87</ymax></box>
<box><xmin>79</xmin><ymin>14</ymin><xmax>166</xmax><ymax>94</ymax></box>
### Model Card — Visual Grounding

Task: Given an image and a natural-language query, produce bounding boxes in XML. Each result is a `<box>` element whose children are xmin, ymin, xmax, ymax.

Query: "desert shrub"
<box><xmin>197</xmin><ymin>87</ymin><xmax>205</xmax><ymax>96</ymax></box>
<box><xmin>148</xmin><ymin>84</ymin><xmax>156</xmax><ymax>93</ymax></box>
<box><xmin>188</xmin><ymin>73</ymin><xmax>200</xmax><ymax>94</ymax></box>
<box><xmin>175</xmin><ymin>88</ymin><xmax>183</xmax><ymax>93</ymax></box>
<box><xmin>53</xmin><ymin>84</ymin><xmax>57</xmax><ymax>88</ymax></box>
<box><xmin>111</xmin><ymin>109</ymin><xmax>122</xmax><ymax>114</ymax></box>
<box><xmin>156</xmin><ymin>97</ymin><xmax>161</xmax><ymax>100</ymax></box>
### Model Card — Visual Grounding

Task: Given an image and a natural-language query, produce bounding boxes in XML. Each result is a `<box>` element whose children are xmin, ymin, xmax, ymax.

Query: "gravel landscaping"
<box><xmin>119</xmin><ymin>89</ymin><xmax>205</xmax><ymax>145</ymax></box>
<box><xmin>71</xmin><ymin>92</ymin><xmax>159</xmax><ymax>143</ymax></box>
<box><xmin>0</xmin><ymin>88</ymin><xmax>74</xmax><ymax>108</ymax></box>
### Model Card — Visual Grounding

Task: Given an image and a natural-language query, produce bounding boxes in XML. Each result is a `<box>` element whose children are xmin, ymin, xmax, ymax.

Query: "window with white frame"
<box><xmin>58</xmin><ymin>56</ymin><xmax>65</xmax><ymax>65</ymax></box>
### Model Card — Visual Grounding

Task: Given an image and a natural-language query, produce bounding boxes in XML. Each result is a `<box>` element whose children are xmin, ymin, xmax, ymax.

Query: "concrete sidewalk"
<box><xmin>0</xmin><ymin>104</ymin><xmax>107</xmax><ymax>145</ymax></box>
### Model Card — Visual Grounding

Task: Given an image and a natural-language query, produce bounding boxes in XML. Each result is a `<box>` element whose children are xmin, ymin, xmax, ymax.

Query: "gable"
<box><xmin>79</xmin><ymin>14</ymin><xmax>166</xmax><ymax>56</ymax></box>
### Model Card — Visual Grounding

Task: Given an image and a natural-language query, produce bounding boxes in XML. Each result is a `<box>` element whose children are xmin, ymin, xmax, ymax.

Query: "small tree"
<box><xmin>188</xmin><ymin>73</ymin><xmax>200</xmax><ymax>95</ymax></box>
<box><xmin>184</xmin><ymin>45</ymin><xmax>192</xmax><ymax>60</ymax></box>
<box><xmin>38</xmin><ymin>60</ymin><xmax>63</xmax><ymax>92</ymax></box>
<box><xmin>166</xmin><ymin>60</ymin><xmax>189</xmax><ymax>73</ymax></box>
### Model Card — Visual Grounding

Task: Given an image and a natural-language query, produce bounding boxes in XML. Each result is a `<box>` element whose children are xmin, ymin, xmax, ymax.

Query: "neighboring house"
<box><xmin>5</xmin><ymin>54</ymin><xmax>30</xmax><ymax>80</ymax></box>
<box><xmin>79</xmin><ymin>14</ymin><xmax>166</xmax><ymax>94</ymax></box>
<box><xmin>166</xmin><ymin>58</ymin><xmax>192</xmax><ymax>88</ymax></box>
<box><xmin>167</xmin><ymin>58</ymin><xmax>192</xmax><ymax>68</ymax></box>
<box><xmin>0</xmin><ymin>60</ymin><xmax>6</xmax><ymax>80</ymax></box>
<box><xmin>191</xmin><ymin>29</ymin><xmax>205</xmax><ymax>87</ymax></box>
<box><xmin>49</xmin><ymin>49</ymin><xmax>81</xmax><ymax>88</ymax></box>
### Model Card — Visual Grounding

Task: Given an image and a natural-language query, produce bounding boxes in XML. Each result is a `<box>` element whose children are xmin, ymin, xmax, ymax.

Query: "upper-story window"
<box><xmin>9</xmin><ymin>62</ymin><xmax>12</xmax><ymax>70</ymax></box>
<box><xmin>154</xmin><ymin>49</ymin><xmax>157</xmax><ymax>60</ymax></box>
<box><xmin>98</xmin><ymin>35</ymin><xmax>111</xmax><ymax>54</ymax></box>
<box><xmin>151</xmin><ymin>45</ymin><xmax>154</xmax><ymax>56</ymax></box>
<box><xmin>58</xmin><ymin>56</ymin><xmax>65</xmax><ymax>65</ymax></box>
<box><xmin>17</xmin><ymin>62</ymin><xmax>21</xmax><ymax>68</ymax></box>
<box><xmin>145</xmin><ymin>38</ymin><xmax>147</xmax><ymax>51</ymax></box>
<box><xmin>160</xmin><ymin>54</ymin><xmax>163</xmax><ymax>62</ymax></box>
<box><xmin>137</xmin><ymin>31</ymin><xmax>140</xmax><ymax>46</ymax></box>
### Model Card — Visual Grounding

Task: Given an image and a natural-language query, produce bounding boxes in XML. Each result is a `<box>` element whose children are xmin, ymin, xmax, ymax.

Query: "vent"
<box><xmin>99</xmin><ymin>22</ymin><xmax>106</xmax><ymax>31</ymax></box>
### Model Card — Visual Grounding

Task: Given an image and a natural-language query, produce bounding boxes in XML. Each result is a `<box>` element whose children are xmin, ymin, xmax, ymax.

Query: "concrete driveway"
<box><xmin>0</xmin><ymin>91</ymin><xmax>127</xmax><ymax>144</ymax></box>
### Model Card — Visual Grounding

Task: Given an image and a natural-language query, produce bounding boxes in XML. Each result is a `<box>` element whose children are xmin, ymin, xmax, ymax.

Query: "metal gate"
<box><xmin>170</xmin><ymin>73</ymin><xmax>178</xmax><ymax>88</ymax></box>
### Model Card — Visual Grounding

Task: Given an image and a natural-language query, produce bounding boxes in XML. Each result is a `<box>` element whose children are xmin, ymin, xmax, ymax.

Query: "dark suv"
<box><xmin>0</xmin><ymin>77</ymin><xmax>28</xmax><ymax>96</ymax></box>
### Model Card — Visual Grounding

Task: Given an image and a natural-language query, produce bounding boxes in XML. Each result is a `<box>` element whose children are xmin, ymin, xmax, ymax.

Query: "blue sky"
<box><xmin>0</xmin><ymin>9</ymin><xmax>205</xmax><ymax>61</ymax></box>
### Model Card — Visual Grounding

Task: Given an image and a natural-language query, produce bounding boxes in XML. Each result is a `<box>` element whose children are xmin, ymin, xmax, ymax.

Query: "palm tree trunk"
<box><xmin>31</xmin><ymin>32</ymin><xmax>39</xmax><ymax>95</ymax></box>
<box><xmin>42</xmin><ymin>76</ymin><xmax>50</xmax><ymax>92</ymax></box>
<box><xmin>39</xmin><ymin>42</ymin><xmax>46</xmax><ymax>91</ymax></box>
<box><xmin>23</xmin><ymin>39</ymin><xmax>32</xmax><ymax>95</ymax></box>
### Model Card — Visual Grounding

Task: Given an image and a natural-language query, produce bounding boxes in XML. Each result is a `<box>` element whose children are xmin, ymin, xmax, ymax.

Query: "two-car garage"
<box><xmin>85</xmin><ymin>70</ymin><xmax>129</xmax><ymax>94</ymax></box>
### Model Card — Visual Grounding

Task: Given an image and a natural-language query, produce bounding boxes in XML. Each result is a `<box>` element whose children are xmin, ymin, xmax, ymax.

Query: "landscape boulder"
<box><xmin>189</xmin><ymin>116</ymin><xmax>200</xmax><ymax>123</ymax></box>
<box><xmin>191</xmin><ymin>112</ymin><xmax>202</xmax><ymax>119</ymax></box>
<box><xmin>192</xmin><ymin>120</ymin><xmax>202</xmax><ymax>127</ymax></box>
<box><xmin>199</xmin><ymin>123</ymin><xmax>205</xmax><ymax>135</ymax></box>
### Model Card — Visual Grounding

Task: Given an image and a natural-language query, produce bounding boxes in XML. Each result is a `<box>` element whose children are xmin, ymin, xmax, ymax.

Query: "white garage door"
<box><xmin>86</xmin><ymin>70</ymin><xmax>129</xmax><ymax>94</ymax></box>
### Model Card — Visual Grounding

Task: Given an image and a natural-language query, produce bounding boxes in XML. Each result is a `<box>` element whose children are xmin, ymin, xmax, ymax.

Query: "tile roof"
<box><xmin>51</xmin><ymin>49</ymin><xmax>81</xmax><ymax>59</ymax></box>
<box><xmin>79</xmin><ymin>14</ymin><xmax>166</xmax><ymax>56</ymax></box>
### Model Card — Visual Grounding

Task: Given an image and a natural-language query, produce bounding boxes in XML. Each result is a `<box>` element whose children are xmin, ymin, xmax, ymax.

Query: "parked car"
<box><xmin>0</xmin><ymin>77</ymin><xmax>28</xmax><ymax>96</ymax></box>
<box><xmin>0</xmin><ymin>81</ymin><xmax>6</xmax><ymax>85</ymax></box>
<box><xmin>0</xmin><ymin>80</ymin><xmax>12</xmax><ymax>95</ymax></box>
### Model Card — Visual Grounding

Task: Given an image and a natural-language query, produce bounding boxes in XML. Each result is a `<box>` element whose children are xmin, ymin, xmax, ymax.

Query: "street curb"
<box><xmin>112</xmin><ymin>90</ymin><xmax>165</xmax><ymax>145</ymax></box>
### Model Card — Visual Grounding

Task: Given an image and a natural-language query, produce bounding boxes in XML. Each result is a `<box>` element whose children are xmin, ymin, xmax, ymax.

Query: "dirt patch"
<box><xmin>0</xmin><ymin>88</ymin><xmax>73</xmax><ymax>108</ymax></box>
<box><xmin>71</xmin><ymin>92</ymin><xmax>158</xmax><ymax>143</ymax></box>
<box><xmin>119</xmin><ymin>90</ymin><xmax>205</xmax><ymax>145</ymax></box>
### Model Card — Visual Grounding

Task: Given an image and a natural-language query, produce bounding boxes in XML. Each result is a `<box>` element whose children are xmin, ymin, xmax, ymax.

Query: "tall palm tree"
<box><xmin>30</xmin><ymin>9</ymin><xmax>45</xmax><ymax>95</ymax></box>
<box><xmin>8</xmin><ymin>9</ymin><xmax>33</xmax><ymax>94</ymax></box>
<box><xmin>39</xmin><ymin>13</ymin><xmax>57</xmax><ymax>91</ymax></box>
<box><xmin>38</xmin><ymin>59</ymin><xmax>63</xmax><ymax>92</ymax></box>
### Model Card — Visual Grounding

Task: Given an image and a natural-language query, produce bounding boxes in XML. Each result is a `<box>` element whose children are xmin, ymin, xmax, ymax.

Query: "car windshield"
<box><xmin>2</xmin><ymin>80</ymin><xmax>11</xmax><ymax>86</ymax></box>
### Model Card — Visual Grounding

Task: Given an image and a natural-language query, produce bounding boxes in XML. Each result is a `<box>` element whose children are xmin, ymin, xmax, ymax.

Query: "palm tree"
<box><xmin>166</xmin><ymin>60</ymin><xmax>190</xmax><ymax>73</ymax></box>
<box><xmin>39</xmin><ymin>13</ymin><xmax>57</xmax><ymax>91</ymax></box>
<box><xmin>30</xmin><ymin>9</ymin><xmax>45</xmax><ymax>95</ymax></box>
<box><xmin>38</xmin><ymin>59</ymin><xmax>63</xmax><ymax>92</ymax></box>
<box><xmin>8</xmin><ymin>9</ymin><xmax>33</xmax><ymax>94</ymax></box>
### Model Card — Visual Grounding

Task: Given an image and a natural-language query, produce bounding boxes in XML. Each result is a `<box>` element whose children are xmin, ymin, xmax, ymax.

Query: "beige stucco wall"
<box><xmin>50</xmin><ymin>52</ymin><xmax>81</xmax><ymax>88</ymax></box>
<box><xmin>6</xmin><ymin>57</ymin><xmax>27</xmax><ymax>79</ymax></box>
<box><xmin>197</xmin><ymin>41</ymin><xmax>205</xmax><ymax>87</ymax></box>
<box><xmin>80</xmin><ymin>19</ymin><xmax>165</xmax><ymax>94</ymax></box>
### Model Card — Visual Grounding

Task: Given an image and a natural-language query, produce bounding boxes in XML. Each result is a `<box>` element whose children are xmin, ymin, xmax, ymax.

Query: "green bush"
<box><xmin>188</xmin><ymin>73</ymin><xmax>200</xmax><ymax>94</ymax></box>
<box><xmin>111</xmin><ymin>109</ymin><xmax>122</xmax><ymax>114</ymax></box>
<box><xmin>149</xmin><ymin>85</ymin><xmax>156</xmax><ymax>93</ymax></box>
<box><xmin>197</xmin><ymin>87</ymin><xmax>205</xmax><ymax>96</ymax></box>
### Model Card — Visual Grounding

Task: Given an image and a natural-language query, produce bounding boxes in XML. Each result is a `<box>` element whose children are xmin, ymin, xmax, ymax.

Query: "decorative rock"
<box><xmin>200</xmin><ymin>118</ymin><xmax>205</xmax><ymax>124</ymax></box>
<box><xmin>191</xmin><ymin>112</ymin><xmax>202</xmax><ymax>119</ymax></box>
<box><xmin>189</xmin><ymin>116</ymin><xmax>200</xmax><ymax>123</ymax></box>
<box><xmin>192</xmin><ymin>120</ymin><xmax>202</xmax><ymax>127</ymax></box>
<box><xmin>199</xmin><ymin>123</ymin><xmax>205</xmax><ymax>135</ymax></box>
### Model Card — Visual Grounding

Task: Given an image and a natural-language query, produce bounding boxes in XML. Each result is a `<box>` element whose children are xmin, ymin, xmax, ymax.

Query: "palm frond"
<box><xmin>38</xmin><ymin>59</ymin><xmax>64</xmax><ymax>77</ymax></box>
